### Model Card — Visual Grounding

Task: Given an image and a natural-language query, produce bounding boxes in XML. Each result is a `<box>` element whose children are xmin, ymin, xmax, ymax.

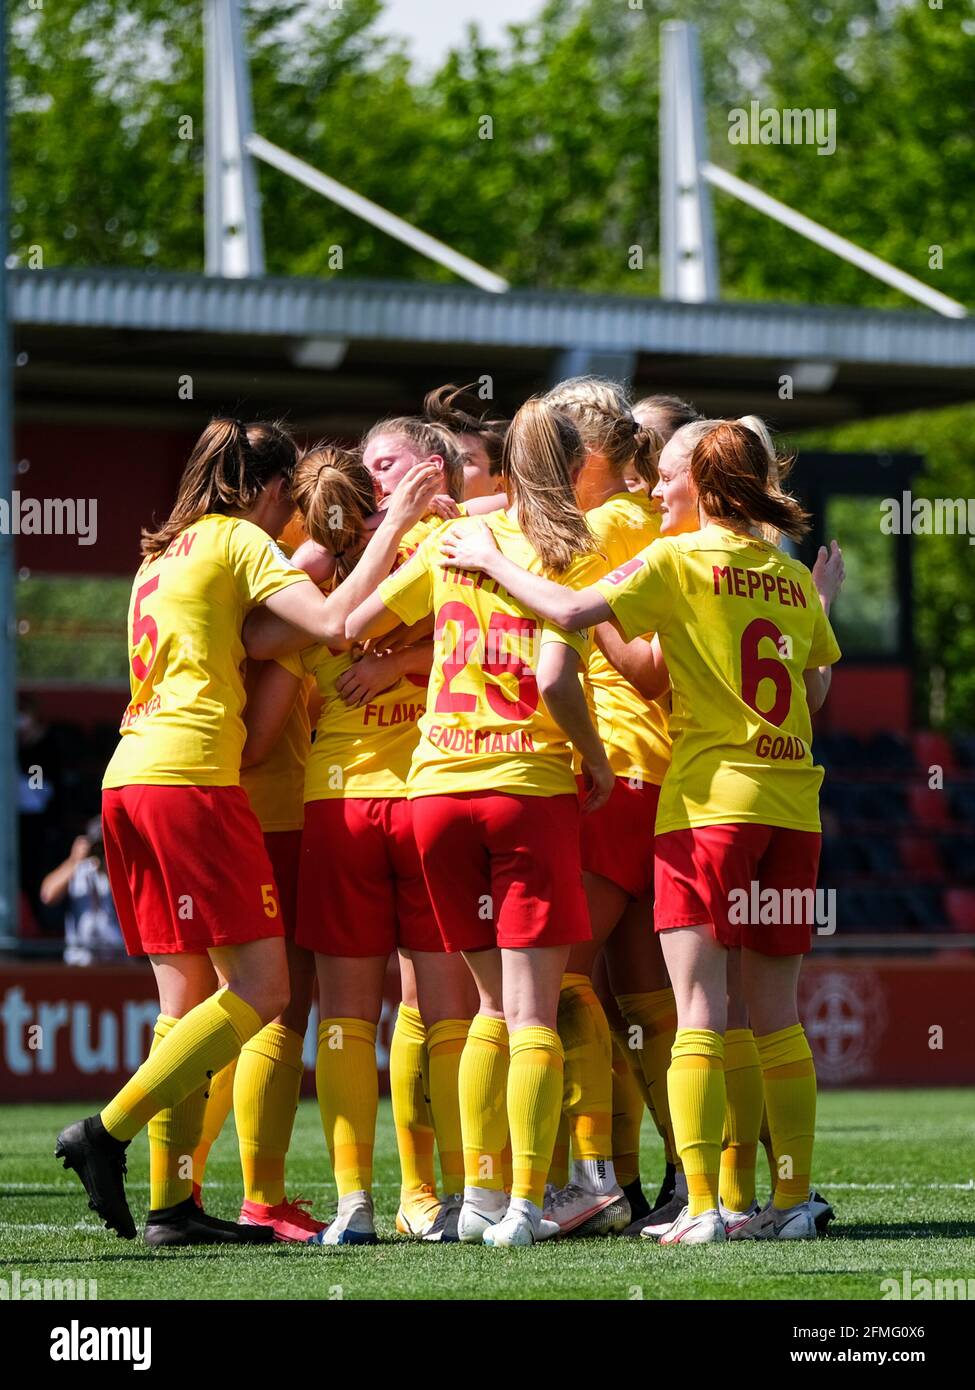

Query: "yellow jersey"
<box><xmin>595</xmin><ymin>524</ymin><xmax>841</xmax><ymax>834</ymax></box>
<box><xmin>103</xmin><ymin>514</ymin><xmax>308</xmax><ymax>789</ymax></box>
<box><xmin>583</xmin><ymin>492</ymin><xmax>671</xmax><ymax>787</ymax></box>
<box><xmin>398</xmin><ymin>505</ymin><xmax>467</xmax><ymax>567</ymax></box>
<box><xmin>378</xmin><ymin>511</ymin><xmax>600</xmax><ymax>799</ymax></box>
<box><xmin>289</xmin><ymin>644</ymin><xmax>425</xmax><ymax>801</ymax></box>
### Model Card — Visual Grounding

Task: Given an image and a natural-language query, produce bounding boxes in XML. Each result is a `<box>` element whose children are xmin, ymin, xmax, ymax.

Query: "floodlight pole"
<box><xmin>659</xmin><ymin>21</ymin><xmax>720</xmax><ymax>302</ymax></box>
<box><xmin>0</xmin><ymin>6</ymin><xmax>19</xmax><ymax>943</ymax></box>
<box><xmin>203</xmin><ymin>0</ymin><xmax>507</xmax><ymax>291</ymax></box>
<box><xmin>204</xmin><ymin>0</ymin><xmax>265</xmax><ymax>276</ymax></box>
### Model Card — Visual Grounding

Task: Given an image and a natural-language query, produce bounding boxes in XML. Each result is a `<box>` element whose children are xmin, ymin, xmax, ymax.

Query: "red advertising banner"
<box><xmin>1</xmin><ymin>956</ymin><xmax>972</xmax><ymax>1102</ymax></box>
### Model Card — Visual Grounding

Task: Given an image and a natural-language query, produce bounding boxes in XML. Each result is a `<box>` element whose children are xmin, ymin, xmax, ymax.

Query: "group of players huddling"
<box><xmin>55</xmin><ymin>377</ymin><xmax>845</xmax><ymax>1250</ymax></box>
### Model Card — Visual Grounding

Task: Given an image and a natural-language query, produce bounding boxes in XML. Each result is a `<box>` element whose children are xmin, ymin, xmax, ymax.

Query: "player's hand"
<box><xmin>383</xmin><ymin>463</ymin><xmax>443</xmax><ymax>534</ymax></box>
<box><xmin>291</xmin><ymin>539</ymin><xmax>337</xmax><ymax>587</ymax></box>
<box><xmin>812</xmin><ymin>539</ymin><xmax>845</xmax><ymax>611</ymax></box>
<box><xmin>427</xmin><ymin>493</ymin><xmax>462</xmax><ymax>521</ymax></box>
<box><xmin>580</xmin><ymin>757</ymin><xmax>615</xmax><ymax>814</ymax></box>
<box><xmin>336</xmin><ymin>650</ymin><xmax>402</xmax><ymax>706</ymax></box>
<box><xmin>439</xmin><ymin>519</ymin><xmax>499</xmax><ymax>572</ymax></box>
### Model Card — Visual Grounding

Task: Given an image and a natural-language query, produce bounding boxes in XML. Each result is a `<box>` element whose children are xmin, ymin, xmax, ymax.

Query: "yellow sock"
<box><xmin>316</xmin><ymin>1018</ymin><xmax>377</xmax><ymax>1198</ymax></box>
<box><xmin>757</xmin><ymin>1024</ymin><xmax>817</xmax><ymax>1211</ymax></box>
<box><xmin>616</xmin><ymin>988</ymin><xmax>679</xmax><ymax>1165</ymax></box>
<box><xmin>146</xmin><ymin>1016</ymin><xmax>207</xmax><ymax>1210</ymax></box>
<box><xmin>610</xmin><ymin>1033</ymin><xmax>644</xmax><ymax>1188</ymax></box>
<box><xmin>720</xmin><ymin>1028</ymin><xmax>763</xmax><ymax>1212</ymax></box>
<box><xmin>458</xmin><ymin>1015</ymin><xmax>509</xmax><ymax>1191</ymax></box>
<box><xmin>390</xmin><ymin>1004</ymin><xmax>437</xmax><ymax>1197</ymax></box>
<box><xmin>501</xmin><ymin>1135</ymin><xmax>513</xmax><ymax>1193</ymax></box>
<box><xmin>234</xmin><ymin>1023</ymin><xmax>304</xmax><ymax>1207</ymax></box>
<box><xmin>101</xmin><ymin>988</ymin><xmax>261</xmax><ymax>1142</ymax></box>
<box><xmin>759</xmin><ymin>1103</ymin><xmax>777</xmax><ymax>1192</ymax></box>
<box><xmin>549</xmin><ymin>1111</ymin><xmax>569</xmax><ymax>1188</ymax></box>
<box><xmin>427</xmin><ymin>1018</ymin><xmax>469</xmax><ymax>1197</ymax></box>
<box><xmin>558</xmin><ymin>973</ymin><xmax>612</xmax><ymax>1163</ymax></box>
<box><xmin>191</xmin><ymin>1059</ymin><xmax>237</xmax><ymax>1194</ymax></box>
<box><xmin>508</xmin><ymin>1025</ymin><xmax>564</xmax><ymax>1206</ymax></box>
<box><xmin>668</xmin><ymin>1028</ymin><xmax>725</xmax><ymax>1217</ymax></box>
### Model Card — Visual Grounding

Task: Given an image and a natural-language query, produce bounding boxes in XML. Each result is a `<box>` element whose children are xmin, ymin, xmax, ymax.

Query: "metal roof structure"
<box><xmin>12</xmin><ymin>267</ymin><xmax>975</xmax><ymax>432</ymax></box>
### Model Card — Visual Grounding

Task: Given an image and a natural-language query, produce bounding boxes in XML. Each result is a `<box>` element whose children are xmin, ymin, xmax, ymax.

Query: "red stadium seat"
<box><xmin>908</xmin><ymin>785</ymin><xmax>951</xmax><ymax>827</ymax></box>
<box><xmin>913</xmin><ymin>731</ymin><xmax>956</xmax><ymax>776</ymax></box>
<box><xmin>897</xmin><ymin>834</ymin><xmax>943</xmax><ymax>880</ymax></box>
<box><xmin>944</xmin><ymin>889</ymin><xmax>975</xmax><ymax>933</ymax></box>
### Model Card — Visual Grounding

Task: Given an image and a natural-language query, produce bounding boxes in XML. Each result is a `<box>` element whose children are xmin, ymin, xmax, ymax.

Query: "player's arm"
<box><xmin>241</xmin><ymin>660</ymin><xmax>302</xmax><ymax>767</ymax></box>
<box><xmin>245</xmin><ymin>462</ymin><xmax>442</xmax><ymax>656</ymax></box>
<box><xmin>804</xmin><ymin>539</ymin><xmax>845</xmax><ymax>713</ymax></box>
<box><xmin>536</xmin><ymin>642</ymin><xmax>614</xmax><ymax>813</ymax></box>
<box><xmin>439</xmin><ymin>521</ymin><xmax>611</xmax><ymax>631</ymax></box>
<box><xmin>336</xmin><ymin>641</ymin><xmax>434</xmax><ymax>708</ymax></box>
<box><xmin>595</xmin><ymin>624</ymin><xmax>669</xmax><ymax>701</ymax></box>
<box><xmin>803</xmin><ymin>667</ymin><xmax>831</xmax><ymax>714</ymax></box>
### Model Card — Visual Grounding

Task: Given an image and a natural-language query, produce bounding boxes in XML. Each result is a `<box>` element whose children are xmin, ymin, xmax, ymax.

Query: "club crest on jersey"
<box><xmin>604</xmin><ymin>557</ymin><xmax>645</xmax><ymax>586</ymax></box>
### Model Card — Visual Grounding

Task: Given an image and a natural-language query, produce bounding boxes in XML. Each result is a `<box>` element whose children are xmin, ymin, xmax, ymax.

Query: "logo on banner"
<box><xmin>800</xmin><ymin>970</ymin><xmax>887</xmax><ymax>1084</ymax></box>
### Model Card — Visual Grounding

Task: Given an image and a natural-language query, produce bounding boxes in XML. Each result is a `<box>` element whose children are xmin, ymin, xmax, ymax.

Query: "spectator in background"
<box><xmin>40</xmin><ymin>817</ymin><xmax>125</xmax><ymax>965</ymax></box>
<box><xmin>17</xmin><ymin>696</ymin><xmax>61</xmax><ymax>922</ymax></box>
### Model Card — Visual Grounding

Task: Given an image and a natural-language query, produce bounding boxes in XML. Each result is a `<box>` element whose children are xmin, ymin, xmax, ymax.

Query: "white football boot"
<box><xmin>482</xmin><ymin>1196</ymin><xmax>547</xmax><ymax>1247</ymax></box>
<box><xmin>655</xmin><ymin>1204</ymin><xmax>727</xmax><ymax>1245</ymax></box>
<box><xmin>729</xmin><ymin>1199</ymin><xmax>817</xmax><ymax>1241</ymax></box>
<box><xmin>309</xmin><ymin>1190</ymin><xmax>377</xmax><ymax>1246</ymax></box>
<box><xmin>719</xmin><ymin>1198</ymin><xmax>761</xmax><ymax>1236</ymax></box>
<box><xmin>422</xmin><ymin>1192</ymin><xmax>462</xmax><ymax>1243</ymax></box>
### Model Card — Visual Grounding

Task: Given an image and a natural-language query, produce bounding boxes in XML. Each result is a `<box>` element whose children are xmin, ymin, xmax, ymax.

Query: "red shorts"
<box><xmin>264</xmin><ymin>830</ymin><xmax>302</xmax><ymax>938</ymax></box>
<box><xmin>296</xmin><ymin>798</ymin><xmax>442</xmax><ymax>957</ymax></box>
<box><xmin>577</xmin><ymin>776</ymin><xmax>660</xmax><ymax>900</ymax></box>
<box><xmin>653</xmin><ymin>823</ymin><xmax>822</xmax><ymax>956</ymax></box>
<box><xmin>101</xmin><ymin>785</ymin><xmax>285</xmax><ymax>956</ymax></box>
<box><xmin>411</xmin><ymin>791</ymin><xmax>591</xmax><ymax>953</ymax></box>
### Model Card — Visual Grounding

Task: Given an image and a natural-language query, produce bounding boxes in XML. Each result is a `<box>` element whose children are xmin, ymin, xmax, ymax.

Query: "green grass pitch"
<box><xmin>2</xmin><ymin>1090</ymin><xmax>973</xmax><ymax>1301</ymax></box>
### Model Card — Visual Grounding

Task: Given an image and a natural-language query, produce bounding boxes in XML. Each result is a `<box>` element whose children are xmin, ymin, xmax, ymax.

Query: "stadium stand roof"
<box><xmin>12</xmin><ymin>267</ymin><xmax>975</xmax><ymax>431</ymax></box>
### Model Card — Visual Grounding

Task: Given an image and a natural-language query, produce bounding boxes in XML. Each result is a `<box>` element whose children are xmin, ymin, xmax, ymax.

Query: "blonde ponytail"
<box><xmin>502</xmin><ymin>398</ymin><xmax>597</xmax><ymax>574</ymax></box>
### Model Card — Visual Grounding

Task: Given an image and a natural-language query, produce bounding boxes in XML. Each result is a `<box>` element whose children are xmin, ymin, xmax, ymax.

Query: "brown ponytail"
<box><xmin>291</xmin><ymin>446</ymin><xmax>376</xmax><ymax>583</ymax></box>
<box><xmin>423</xmin><ymin>383</ymin><xmax>508</xmax><ymax>477</ymax></box>
<box><xmin>502</xmin><ymin>398</ymin><xmax>597</xmax><ymax>574</ymax></box>
<box><xmin>687</xmin><ymin>420</ymin><xmax>810</xmax><ymax>542</ymax></box>
<box><xmin>142</xmin><ymin>417</ymin><xmax>299</xmax><ymax>557</ymax></box>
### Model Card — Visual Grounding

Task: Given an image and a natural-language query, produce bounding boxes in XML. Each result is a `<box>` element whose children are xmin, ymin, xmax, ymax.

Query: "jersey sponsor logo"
<box><xmin>427</xmin><ymin>724</ymin><xmax>537</xmax><ymax>755</ymax></box>
<box><xmin>712</xmin><ymin>563</ymin><xmax>807</xmax><ymax>608</ymax></box>
<box><xmin>754</xmin><ymin>732</ymin><xmax>808</xmax><ymax>761</ymax></box>
<box><xmin>603</xmin><ymin>556</ymin><xmax>645</xmax><ymax>586</ymax></box>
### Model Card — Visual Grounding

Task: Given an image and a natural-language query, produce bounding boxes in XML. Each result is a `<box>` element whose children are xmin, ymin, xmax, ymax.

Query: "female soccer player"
<box><xmin>190</xmin><ymin>563</ymin><xmax>326</xmax><ymax>1243</ymax></box>
<box><xmin>424</xmin><ymin>382</ymin><xmax>507</xmax><ymax>500</ymax></box>
<box><xmin>243</xmin><ymin>445</ymin><xmax>475</xmax><ymax>1245</ymax></box>
<box><xmin>524</xmin><ymin>377</ymin><xmax>671</xmax><ymax>1238</ymax></box>
<box><xmin>439</xmin><ymin>416</ymin><xmax>843</xmax><ymax>1245</ymax></box>
<box><xmin>55</xmin><ymin>418</ymin><xmax>441</xmax><ymax>1243</ymax></box>
<box><xmin>346</xmin><ymin>397</ymin><xmax>615</xmax><ymax>1248</ymax></box>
